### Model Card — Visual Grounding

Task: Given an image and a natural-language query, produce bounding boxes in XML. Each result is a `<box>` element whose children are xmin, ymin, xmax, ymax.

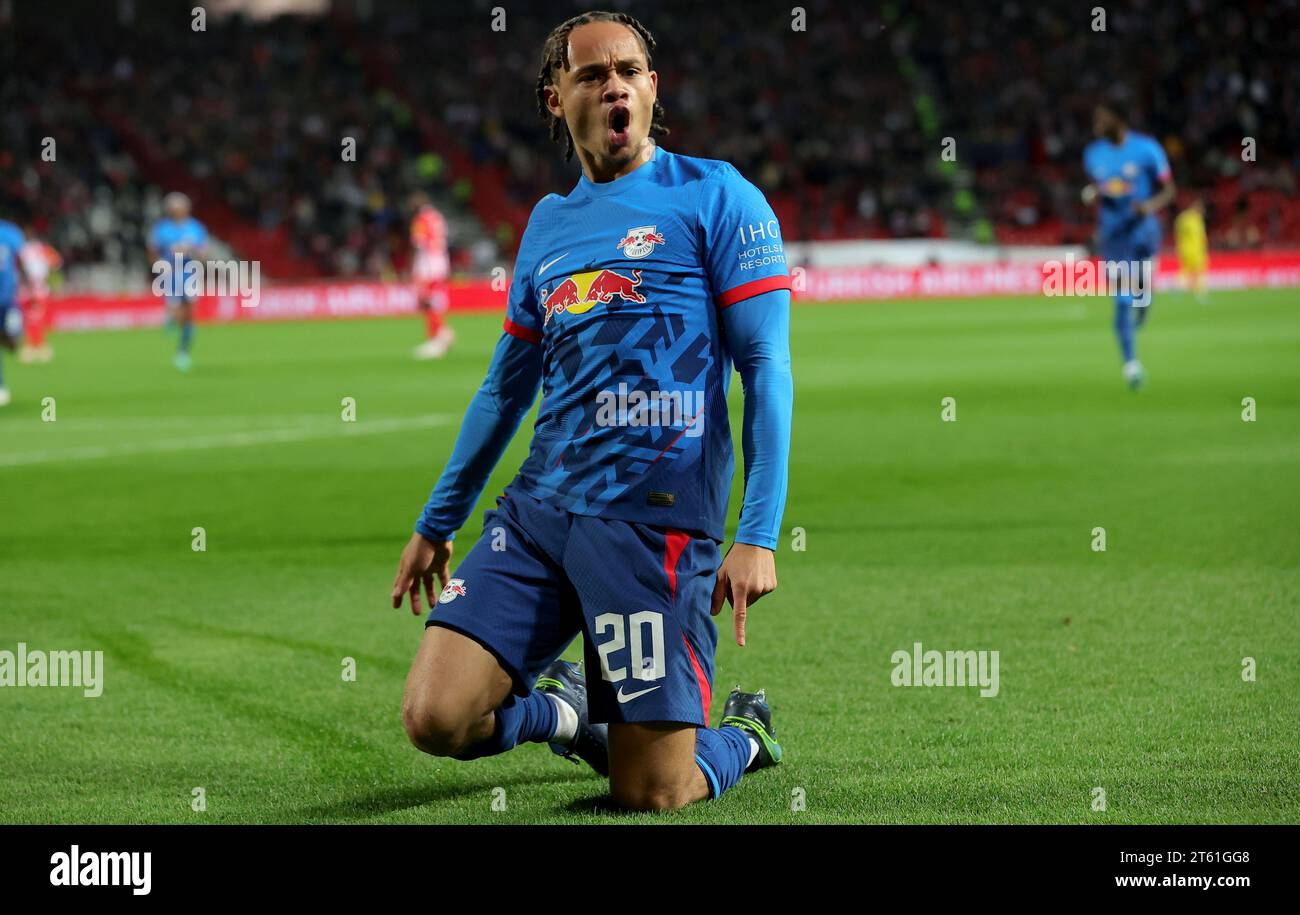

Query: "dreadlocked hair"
<box><xmin>535</xmin><ymin>10</ymin><xmax>670</xmax><ymax>161</ymax></box>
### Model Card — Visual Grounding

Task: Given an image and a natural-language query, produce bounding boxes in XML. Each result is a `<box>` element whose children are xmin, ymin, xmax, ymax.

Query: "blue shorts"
<box><xmin>1100</xmin><ymin>232</ymin><xmax>1157</xmax><ymax>264</ymax></box>
<box><xmin>426</xmin><ymin>486</ymin><xmax>721</xmax><ymax>726</ymax></box>
<box><xmin>1</xmin><ymin>301</ymin><xmax>23</xmax><ymax>341</ymax></box>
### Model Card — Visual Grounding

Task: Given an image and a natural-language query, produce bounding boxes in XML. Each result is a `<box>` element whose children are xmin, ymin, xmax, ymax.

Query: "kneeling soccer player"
<box><xmin>390</xmin><ymin>11</ymin><xmax>792</xmax><ymax>811</ymax></box>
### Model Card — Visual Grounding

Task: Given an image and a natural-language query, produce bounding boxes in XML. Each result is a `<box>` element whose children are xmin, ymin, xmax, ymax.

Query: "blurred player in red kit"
<box><xmin>409</xmin><ymin>192</ymin><xmax>454</xmax><ymax>359</ymax></box>
<box><xmin>18</xmin><ymin>231</ymin><xmax>61</xmax><ymax>364</ymax></box>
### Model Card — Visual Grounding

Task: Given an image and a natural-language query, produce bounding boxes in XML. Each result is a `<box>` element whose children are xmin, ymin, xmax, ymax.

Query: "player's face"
<box><xmin>1092</xmin><ymin>105</ymin><xmax>1123</xmax><ymax>140</ymax></box>
<box><xmin>166</xmin><ymin>200</ymin><xmax>190</xmax><ymax>221</ymax></box>
<box><xmin>547</xmin><ymin>21</ymin><xmax>658</xmax><ymax>177</ymax></box>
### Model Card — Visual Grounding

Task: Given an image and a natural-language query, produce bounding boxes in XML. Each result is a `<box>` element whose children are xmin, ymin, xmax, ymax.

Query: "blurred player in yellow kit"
<box><xmin>1175</xmin><ymin>198</ymin><xmax>1209</xmax><ymax>302</ymax></box>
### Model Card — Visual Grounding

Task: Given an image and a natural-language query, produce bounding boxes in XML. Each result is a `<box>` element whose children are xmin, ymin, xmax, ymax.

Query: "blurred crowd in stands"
<box><xmin>1</xmin><ymin>0</ymin><xmax>1295</xmax><ymax>284</ymax></box>
<box><xmin>905</xmin><ymin>0</ymin><xmax>1299</xmax><ymax>244</ymax></box>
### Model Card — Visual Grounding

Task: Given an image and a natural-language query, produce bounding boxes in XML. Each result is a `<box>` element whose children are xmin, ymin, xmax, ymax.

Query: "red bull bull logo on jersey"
<box><xmin>540</xmin><ymin>269</ymin><xmax>645</xmax><ymax>325</ymax></box>
<box><xmin>1102</xmin><ymin>176</ymin><xmax>1132</xmax><ymax>197</ymax></box>
<box><xmin>616</xmin><ymin>225</ymin><xmax>666</xmax><ymax>259</ymax></box>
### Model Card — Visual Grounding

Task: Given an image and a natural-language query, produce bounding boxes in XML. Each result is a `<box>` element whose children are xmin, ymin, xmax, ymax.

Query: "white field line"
<box><xmin>10</xmin><ymin>414</ymin><xmax>369</xmax><ymax>431</ymax></box>
<box><xmin>0</xmin><ymin>414</ymin><xmax>452</xmax><ymax>467</ymax></box>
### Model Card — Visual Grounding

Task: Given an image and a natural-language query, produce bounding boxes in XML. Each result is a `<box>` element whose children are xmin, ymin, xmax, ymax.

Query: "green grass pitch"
<box><xmin>1</xmin><ymin>289</ymin><xmax>1296</xmax><ymax>824</ymax></box>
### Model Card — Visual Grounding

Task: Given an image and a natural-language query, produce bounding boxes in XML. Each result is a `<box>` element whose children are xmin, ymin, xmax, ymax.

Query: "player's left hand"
<box><xmin>390</xmin><ymin>532</ymin><xmax>453</xmax><ymax>616</ymax></box>
<box><xmin>711</xmin><ymin>542</ymin><xmax>777</xmax><ymax>647</ymax></box>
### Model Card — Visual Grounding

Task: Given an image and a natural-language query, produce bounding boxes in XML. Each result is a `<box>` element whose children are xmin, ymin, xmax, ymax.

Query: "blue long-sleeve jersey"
<box><xmin>416</xmin><ymin>144</ymin><xmax>793</xmax><ymax>550</ymax></box>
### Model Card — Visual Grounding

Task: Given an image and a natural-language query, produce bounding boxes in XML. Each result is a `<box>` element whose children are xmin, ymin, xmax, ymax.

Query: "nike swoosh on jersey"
<box><xmin>538</xmin><ymin>252</ymin><xmax>569</xmax><ymax>276</ymax></box>
<box><xmin>616</xmin><ymin>684</ymin><xmax>662</xmax><ymax>703</ymax></box>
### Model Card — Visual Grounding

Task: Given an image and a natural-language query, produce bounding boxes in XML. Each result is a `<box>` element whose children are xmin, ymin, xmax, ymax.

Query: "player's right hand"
<box><xmin>1081</xmin><ymin>184</ymin><xmax>1098</xmax><ymax>205</ymax></box>
<box><xmin>390</xmin><ymin>533</ymin><xmax>453</xmax><ymax>616</ymax></box>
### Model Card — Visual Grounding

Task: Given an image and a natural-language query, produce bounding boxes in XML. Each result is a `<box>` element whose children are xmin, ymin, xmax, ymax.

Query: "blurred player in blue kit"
<box><xmin>390</xmin><ymin>11</ymin><xmax>793</xmax><ymax>810</ymax></box>
<box><xmin>0</xmin><ymin>214</ymin><xmax>28</xmax><ymax>407</ymax></box>
<box><xmin>148</xmin><ymin>192</ymin><xmax>209</xmax><ymax>372</ymax></box>
<box><xmin>1082</xmin><ymin>99</ymin><xmax>1176</xmax><ymax>390</ymax></box>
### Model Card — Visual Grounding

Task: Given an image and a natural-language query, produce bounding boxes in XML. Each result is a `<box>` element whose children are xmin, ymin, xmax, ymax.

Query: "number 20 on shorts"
<box><xmin>594</xmin><ymin>611</ymin><xmax>666</xmax><ymax>683</ymax></box>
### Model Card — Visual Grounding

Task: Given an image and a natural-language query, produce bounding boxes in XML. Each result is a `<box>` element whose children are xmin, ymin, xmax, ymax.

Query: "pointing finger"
<box><xmin>733</xmin><ymin>587</ymin><xmax>748</xmax><ymax>647</ymax></box>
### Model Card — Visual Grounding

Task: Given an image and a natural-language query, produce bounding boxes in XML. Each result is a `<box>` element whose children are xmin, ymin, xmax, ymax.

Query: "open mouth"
<box><xmin>607</xmin><ymin>104</ymin><xmax>631</xmax><ymax>149</ymax></box>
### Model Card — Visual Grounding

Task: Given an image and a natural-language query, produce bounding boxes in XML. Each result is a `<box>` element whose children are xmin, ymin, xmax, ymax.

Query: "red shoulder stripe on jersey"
<box><xmin>503</xmin><ymin>318</ymin><xmax>541</xmax><ymax>345</ymax></box>
<box><xmin>717</xmin><ymin>274</ymin><xmax>791</xmax><ymax>309</ymax></box>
